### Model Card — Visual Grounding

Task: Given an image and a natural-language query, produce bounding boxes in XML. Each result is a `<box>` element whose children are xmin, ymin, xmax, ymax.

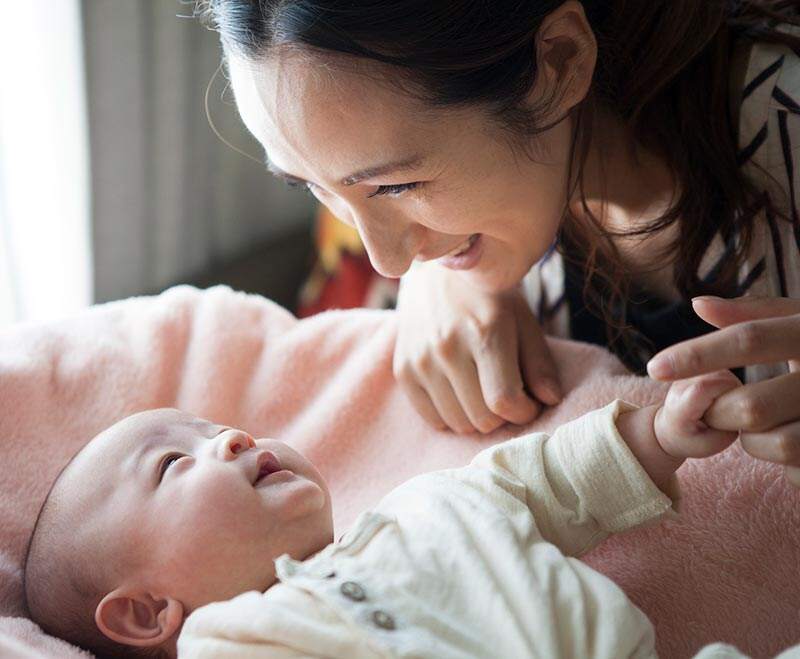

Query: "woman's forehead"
<box><xmin>227</xmin><ymin>50</ymin><xmax>450</xmax><ymax>179</ymax></box>
<box><xmin>230</xmin><ymin>48</ymin><xmax>422</xmax><ymax>117</ymax></box>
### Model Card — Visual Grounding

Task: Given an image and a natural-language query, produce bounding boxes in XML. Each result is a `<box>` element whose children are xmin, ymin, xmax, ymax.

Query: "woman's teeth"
<box><xmin>444</xmin><ymin>234</ymin><xmax>477</xmax><ymax>258</ymax></box>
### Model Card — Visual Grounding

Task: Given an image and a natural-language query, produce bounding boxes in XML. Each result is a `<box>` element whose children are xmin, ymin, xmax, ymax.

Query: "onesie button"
<box><xmin>340</xmin><ymin>581</ymin><xmax>366</xmax><ymax>601</ymax></box>
<box><xmin>371</xmin><ymin>610</ymin><xmax>395</xmax><ymax>630</ymax></box>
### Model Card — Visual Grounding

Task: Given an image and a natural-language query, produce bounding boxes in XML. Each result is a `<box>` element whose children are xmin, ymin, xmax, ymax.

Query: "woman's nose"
<box><xmin>352</xmin><ymin>212</ymin><xmax>420</xmax><ymax>278</ymax></box>
<box><xmin>217</xmin><ymin>429</ymin><xmax>256</xmax><ymax>460</ymax></box>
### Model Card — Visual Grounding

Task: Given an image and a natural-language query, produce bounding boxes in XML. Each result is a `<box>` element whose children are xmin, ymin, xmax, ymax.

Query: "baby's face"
<box><xmin>66</xmin><ymin>408</ymin><xmax>332</xmax><ymax>642</ymax></box>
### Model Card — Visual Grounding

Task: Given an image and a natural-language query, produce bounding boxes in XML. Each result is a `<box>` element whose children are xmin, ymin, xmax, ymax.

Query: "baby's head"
<box><xmin>23</xmin><ymin>409</ymin><xmax>333</xmax><ymax>659</ymax></box>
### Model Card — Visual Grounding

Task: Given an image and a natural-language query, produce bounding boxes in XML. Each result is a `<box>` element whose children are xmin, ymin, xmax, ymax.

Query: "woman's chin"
<box><xmin>459</xmin><ymin>265</ymin><xmax>526</xmax><ymax>294</ymax></box>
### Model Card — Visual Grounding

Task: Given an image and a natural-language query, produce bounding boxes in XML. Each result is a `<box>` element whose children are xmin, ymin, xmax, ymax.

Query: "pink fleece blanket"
<box><xmin>0</xmin><ymin>285</ymin><xmax>797</xmax><ymax>658</ymax></box>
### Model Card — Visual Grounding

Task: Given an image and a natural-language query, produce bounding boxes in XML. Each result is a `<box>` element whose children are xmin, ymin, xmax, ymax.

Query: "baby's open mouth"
<box><xmin>254</xmin><ymin>451</ymin><xmax>282</xmax><ymax>486</ymax></box>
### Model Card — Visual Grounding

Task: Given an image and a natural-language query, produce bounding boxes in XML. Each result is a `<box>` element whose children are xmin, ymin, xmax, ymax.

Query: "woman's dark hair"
<box><xmin>196</xmin><ymin>0</ymin><xmax>800</xmax><ymax>367</ymax></box>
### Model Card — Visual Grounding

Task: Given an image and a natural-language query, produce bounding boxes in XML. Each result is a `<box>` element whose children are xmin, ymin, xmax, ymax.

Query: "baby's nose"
<box><xmin>219</xmin><ymin>429</ymin><xmax>256</xmax><ymax>459</ymax></box>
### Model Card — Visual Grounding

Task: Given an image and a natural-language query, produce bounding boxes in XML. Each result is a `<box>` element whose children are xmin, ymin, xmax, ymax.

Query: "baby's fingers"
<box><xmin>671</xmin><ymin>370</ymin><xmax>742</xmax><ymax>421</ymax></box>
<box><xmin>657</xmin><ymin>371</ymin><xmax>742</xmax><ymax>459</ymax></box>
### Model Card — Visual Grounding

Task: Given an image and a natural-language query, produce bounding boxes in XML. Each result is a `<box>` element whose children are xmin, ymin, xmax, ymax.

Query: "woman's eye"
<box><xmin>367</xmin><ymin>182</ymin><xmax>420</xmax><ymax>198</ymax></box>
<box><xmin>158</xmin><ymin>454</ymin><xmax>183</xmax><ymax>481</ymax></box>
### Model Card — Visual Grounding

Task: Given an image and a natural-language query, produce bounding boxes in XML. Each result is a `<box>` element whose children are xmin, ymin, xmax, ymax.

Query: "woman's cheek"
<box><xmin>413</xmin><ymin>197</ymin><xmax>476</xmax><ymax>234</ymax></box>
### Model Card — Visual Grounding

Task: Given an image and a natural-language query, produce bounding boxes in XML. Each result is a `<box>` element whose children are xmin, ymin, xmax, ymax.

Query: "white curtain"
<box><xmin>0</xmin><ymin>0</ymin><xmax>314</xmax><ymax>324</ymax></box>
<box><xmin>83</xmin><ymin>0</ymin><xmax>315</xmax><ymax>304</ymax></box>
<box><xmin>0</xmin><ymin>1</ymin><xmax>91</xmax><ymax>324</ymax></box>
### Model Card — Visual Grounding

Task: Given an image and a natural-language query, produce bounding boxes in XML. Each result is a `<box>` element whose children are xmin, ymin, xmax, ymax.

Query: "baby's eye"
<box><xmin>158</xmin><ymin>454</ymin><xmax>183</xmax><ymax>482</ymax></box>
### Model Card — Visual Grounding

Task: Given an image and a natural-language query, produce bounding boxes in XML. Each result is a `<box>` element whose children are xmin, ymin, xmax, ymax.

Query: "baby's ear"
<box><xmin>95</xmin><ymin>588</ymin><xmax>184</xmax><ymax>648</ymax></box>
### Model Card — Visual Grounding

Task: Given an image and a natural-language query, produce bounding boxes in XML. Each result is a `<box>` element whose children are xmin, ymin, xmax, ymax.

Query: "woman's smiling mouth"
<box><xmin>438</xmin><ymin>234</ymin><xmax>482</xmax><ymax>270</ymax></box>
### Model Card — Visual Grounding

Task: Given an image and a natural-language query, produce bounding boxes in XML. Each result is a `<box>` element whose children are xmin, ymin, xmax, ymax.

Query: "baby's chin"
<box><xmin>250</xmin><ymin>438</ymin><xmax>332</xmax><ymax>533</ymax></box>
<box><xmin>291</xmin><ymin>479</ymin><xmax>329</xmax><ymax>517</ymax></box>
<box><xmin>279</xmin><ymin>484</ymin><xmax>334</xmax><ymax>558</ymax></box>
<box><xmin>263</xmin><ymin>474</ymin><xmax>330</xmax><ymax>524</ymax></box>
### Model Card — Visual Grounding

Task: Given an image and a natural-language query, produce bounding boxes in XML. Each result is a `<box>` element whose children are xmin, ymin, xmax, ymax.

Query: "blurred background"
<box><xmin>0</xmin><ymin>0</ymin><xmax>398</xmax><ymax>326</ymax></box>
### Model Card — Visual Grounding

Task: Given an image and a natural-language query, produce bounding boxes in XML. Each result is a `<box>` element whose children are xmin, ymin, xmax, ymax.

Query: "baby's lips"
<box><xmin>253</xmin><ymin>450</ymin><xmax>282</xmax><ymax>485</ymax></box>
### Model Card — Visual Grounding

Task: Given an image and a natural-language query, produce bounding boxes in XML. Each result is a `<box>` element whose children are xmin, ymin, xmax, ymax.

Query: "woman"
<box><xmin>199</xmin><ymin>0</ymin><xmax>800</xmax><ymax>485</ymax></box>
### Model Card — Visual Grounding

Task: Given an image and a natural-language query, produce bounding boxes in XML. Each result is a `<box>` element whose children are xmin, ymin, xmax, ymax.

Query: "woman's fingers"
<box><xmin>417</xmin><ymin>371</ymin><xmax>477</xmax><ymax>434</ymax></box>
<box><xmin>675</xmin><ymin>297</ymin><xmax>800</xmax><ymax>488</ymax></box>
<box><xmin>442</xmin><ymin>358</ymin><xmax>505</xmax><ymax>434</ymax></box>
<box><xmin>703</xmin><ymin>371</ymin><xmax>800</xmax><ymax>432</ymax></box>
<box><xmin>786</xmin><ymin>466</ymin><xmax>800</xmax><ymax>488</ymax></box>
<box><xmin>472</xmin><ymin>309</ymin><xmax>541</xmax><ymax>426</ymax></box>
<box><xmin>394</xmin><ymin>348</ymin><xmax>470</xmax><ymax>432</ymax></box>
<box><xmin>397</xmin><ymin>344</ymin><xmax>505</xmax><ymax>434</ymax></box>
<box><xmin>515</xmin><ymin>296</ymin><xmax>563</xmax><ymax>406</ymax></box>
<box><xmin>647</xmin><ymin>313</ymin><xmax>800</xmax><ymax>380</ymax></box>
<box><xmin>393</xmin><ymin>263</ymin><xmax>545</xmax><ymax>433</ymax></box>
<box><xmin>691</xmin><ymin>295</ymin><xmax>800</xmax><ymax>375</ymax></box>
<box><xmin>691</xmin><ymin>295</ymin><xmax>800</xmax><ymax>329</ymax></box>
<box><xmin>739</xmin><ymin>420</ymin><xmax>800</xmax><ymax>468</ymax></box>
<box><xmin>399</xmin><ymin>380</ymin><xmax>448</xmax><ymax>431</ymax></box>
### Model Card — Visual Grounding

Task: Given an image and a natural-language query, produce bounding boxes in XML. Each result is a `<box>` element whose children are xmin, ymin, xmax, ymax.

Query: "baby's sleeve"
<box><xmin>468</xmin><ymin>400</ymin><xmax>678</xmax><ymax>557</ymax></box>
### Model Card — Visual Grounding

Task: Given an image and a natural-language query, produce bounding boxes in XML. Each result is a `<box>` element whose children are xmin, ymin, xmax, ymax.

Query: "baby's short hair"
<box><xmin>23</xmin><ymin>449</ymin><xmax>166</xmax><ymax>659</ymax></box>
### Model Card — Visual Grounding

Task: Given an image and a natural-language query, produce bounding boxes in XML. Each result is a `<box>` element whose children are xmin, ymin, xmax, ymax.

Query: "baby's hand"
<box><xmin>654</xmin><ymin>370</ymin><xmax>742</xmax><ymax>459</ymax></box>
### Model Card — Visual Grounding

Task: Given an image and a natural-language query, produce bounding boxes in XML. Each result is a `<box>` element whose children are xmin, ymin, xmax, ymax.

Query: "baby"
<box><xmin>24</xmin><ymin>369</ymin><xmax>778</xmax><ymax>659</ymax></box>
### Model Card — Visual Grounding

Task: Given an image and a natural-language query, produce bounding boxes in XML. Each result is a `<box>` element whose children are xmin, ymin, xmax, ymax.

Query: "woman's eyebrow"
<box><xmin>265</xmin><ymin>155</ymin><xmax>424</xmax><ymax>187</ymax></box>
<box><xmin>339</xmin><ymin>155</ymin><xmax>424</xmax><ymax>186</ymax></box>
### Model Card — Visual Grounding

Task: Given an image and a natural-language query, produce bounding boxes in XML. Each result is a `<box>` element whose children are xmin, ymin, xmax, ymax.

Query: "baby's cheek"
<box><xmin>160</xmin><ymin>482</ymin><xmax>240</xmax><ymax>553</ymax></box>
<box><xmin>190</xmin><ymin>479</ymin><xmax>250</xmax><ymax>527</ymax></box>
<box><xmin>161</xmin><ymin>494</ymin><xmax>248</xmax><ymax>569</ymax></box>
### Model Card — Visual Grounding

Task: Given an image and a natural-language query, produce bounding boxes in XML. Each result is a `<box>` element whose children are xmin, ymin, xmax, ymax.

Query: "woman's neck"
<box><xmin>569</xmin><ymin>106</ymin><xmax>683</xmax><ymax>301</ymax></box>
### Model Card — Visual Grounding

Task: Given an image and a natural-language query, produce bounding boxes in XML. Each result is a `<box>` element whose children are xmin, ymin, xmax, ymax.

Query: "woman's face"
<box><xmin>228</xmin><ymin>51</ymin><xmax>573</xmax><ymax>292</ymax></box>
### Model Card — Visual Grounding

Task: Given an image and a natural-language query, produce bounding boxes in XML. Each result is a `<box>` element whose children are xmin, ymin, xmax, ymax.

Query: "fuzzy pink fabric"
<box><xmin>0</xmin><ymin>285</ymin><xmax>797</xmax><ymax>658</ymax></box>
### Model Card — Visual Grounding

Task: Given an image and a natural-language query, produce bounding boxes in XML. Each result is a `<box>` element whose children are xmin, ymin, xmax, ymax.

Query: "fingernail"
<box><xmin>541</xmin><ymin>379</ymin><xmax>563</xmax><ymax>404</ymax></box>
<box><xmin>786</xmin><ymin>466</ymin><xmax>800</xmax><ymax>488</ymax></box>
<box><xmin>647</xmin><ymin>356</ymin><xmax>674</xmax><ymax>379</ymax></box>
<box><xmin>691</xmin><ymin>295</ymin><xmax>722</xmax><ymax>304</ymax></box>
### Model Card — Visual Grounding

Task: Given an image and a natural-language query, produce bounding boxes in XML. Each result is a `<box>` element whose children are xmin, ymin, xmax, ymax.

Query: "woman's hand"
<box><xmin>647</xmin><ymin>296</ymin><xmax>800</xmax><ymax>487</ymax></box>
<box><xmin>394</xmin><ymin>261</ymin><xmax>563</xmax><ymax>434</ymax></box>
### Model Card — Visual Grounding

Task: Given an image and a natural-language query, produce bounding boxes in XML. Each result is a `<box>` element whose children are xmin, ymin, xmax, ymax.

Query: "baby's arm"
<box><xmin>468</xmin><ymin>371</ymin><xmax>741</xmax><ymax>557</ymax></box>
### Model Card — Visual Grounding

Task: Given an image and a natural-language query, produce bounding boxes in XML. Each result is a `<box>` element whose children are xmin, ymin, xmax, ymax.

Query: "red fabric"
<box><xmin>298</xmin><ymin>252</ymin><xmax>376</xmax><ymax>318</ymax></box>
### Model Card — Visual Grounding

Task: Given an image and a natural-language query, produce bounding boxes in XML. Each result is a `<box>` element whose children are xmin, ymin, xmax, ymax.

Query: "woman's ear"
<box><xmin>531</xmin><ymin>0</ymin><xmax>598</xmax><ymax>118</ymax></box>
<box><xmin>95</xmin><ymin>587</ymin><xmax>185</xmax><ymax>648</ymax></box>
